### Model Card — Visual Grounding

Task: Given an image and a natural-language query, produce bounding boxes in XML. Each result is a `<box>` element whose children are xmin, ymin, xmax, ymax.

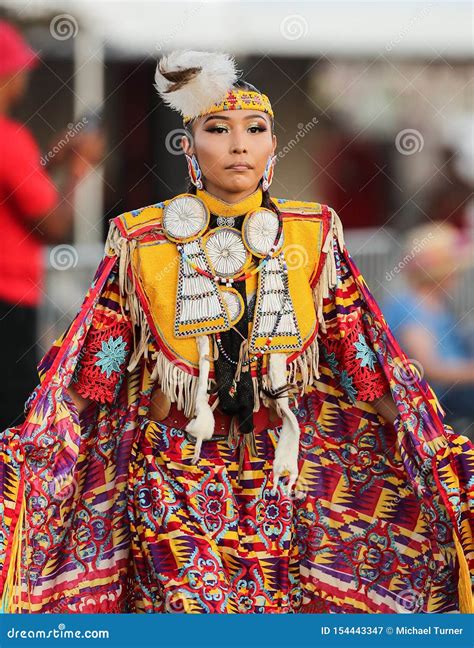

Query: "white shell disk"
<box><xmin>243</xmin><ymin>208</ymin><xmax>283</xmax><ymax>258</ymax></box>
<box><xmin>203</xmin><ymin>227</ymin><xmax>250</xmax><ymax>277</ymax></box>
<box><xmin>220</xmin><ymin>287</ymin><xmax>245</xmax><ymax>325</ymax></box>
<box><xmin>162</xmin><ymin>194</ymin><xmax>209</xmax><ymax>242</ymax></box>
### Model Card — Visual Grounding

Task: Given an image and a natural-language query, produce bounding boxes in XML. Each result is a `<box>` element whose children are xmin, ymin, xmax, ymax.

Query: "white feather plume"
<box><xmin>154</xmin><ymin>50</ymin><xmax>239</xmax><ymax>120</ymax></box>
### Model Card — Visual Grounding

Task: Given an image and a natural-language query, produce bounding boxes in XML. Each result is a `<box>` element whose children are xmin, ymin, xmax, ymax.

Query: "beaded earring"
<box><xmin>261</xmin><ymin>154</ymin><xmax>276</xmax><ymax>191</ymax></box>
<box><xmin>185</xmin><ymin>152</ymin><xmax>204</xmax><ymax>190</ymax></box>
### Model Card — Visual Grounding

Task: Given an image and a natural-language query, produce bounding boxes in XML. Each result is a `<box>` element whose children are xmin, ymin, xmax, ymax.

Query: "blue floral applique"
<box><xmin>94</xmin><ymin>335</ymin><xmax>128</xmax><ymax>378</ymax></box>
<box><xmin>339</xmin><ymin>369</ymin><xmax>358</xmax><ymax>402</ymax></box>
<box><xmin>353</xmin><ymin>333</ymin><xmax>377</xmax><ymax>371</ymax></box>
<box><xmin>322</xmin><ymin>347</ymin><xmax>339</xmax><ymax>375</ymax></box>
<box><xmin>71</xmin><ymin>346</ymin><xmax>86</xmax><ymax>384</ymax></box>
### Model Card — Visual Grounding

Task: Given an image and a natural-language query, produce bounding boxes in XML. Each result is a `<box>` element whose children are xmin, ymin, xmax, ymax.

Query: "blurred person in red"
<box><xmin>0</xmin><ymin>20</ymin><xmax>105</xmax><ymax>430</ymax></box>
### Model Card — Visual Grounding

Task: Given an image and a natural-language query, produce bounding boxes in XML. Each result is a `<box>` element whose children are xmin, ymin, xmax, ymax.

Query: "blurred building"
<box><xmin>0</xmin><ymin>1</ymin><xmax>472</xmax><ymax>361</ymax></box>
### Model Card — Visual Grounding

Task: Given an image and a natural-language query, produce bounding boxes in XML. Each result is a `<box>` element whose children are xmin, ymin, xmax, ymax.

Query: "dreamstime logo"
<box><xmin>154</xmin><ymin>255</ymin><xmax>180</xmax><ymax>282</ymax></box>
<box><xmin>395</xmin><ymin>587</ymin><xmax>424</xmax><ymax>613</ymax></box>
<box><xmin>395</xmin><ymin>129</ymin><xmax>424</xmax><ymax>155</ymax></box>
<box><xmin>277</xmin><ymin>118</ymin><xmax>319</xmax><ymax>161</ymax></box>
<box><xmin>280</xmin><ymin>14</ymin><xmax>308</xmax><ymax>40</ymax></box>
<box><xmin>40</xmin><ymin>117</ymin><xmax>89</xmax><ymax>166</ymax></box>
<box><xmin>386</xmin><ymin>3</ymin><xmax>433</xmax><ymax>52</ymax></box>
<box><xmin>155</xmin><ymin>5</ymin><xmax>201</xmax><ymax>52</ymax></box>
<box><xmin>289</xmin><ymin>474</ymin><xmax>310</xmax><ymax>501</ymax></box>
<box><xmin>151</xmin><ymin>350</ymin><xmax>190</xmax><ymax>378</ymax></box>
<box><xmin>384</xmin><ymin>487</ymin><xmax>412</xmax><ymax>512</ymax></box>
<box><xmin>165</xmin><ymin>128</ymin><xmax>193</xmax><ymax>156</ymax></box>
<box><xmin>385</xmin><ymin>232</ymin><xmax>434</xmax><ymax>282</ymax></box>
<box><xmin>385</xmin><ymin>495</ymin><xmax>401</xmax><ymax>512</ymax></box>
<box><xmin>50</xmin><ymin>14</ymin><xmax>79</xmax><ymax>41</ymax></box>
<box><xmin>393</xmin><ymin>357</ymin><xmax>425</xmax><ymax>386</ymax></box>
<box><xmin>49</xmin><ymin>244</ymin><xmax>79</xmax><ymax>271</ymax></box>
<box><xmin>7</xmin><ymin>622</ymin><xmax>109</xmax><ymax>639</ymax></box>
<box><xmin>49</xmin><ymin>473</ymin><xmax>78</xmax><ymax>501</ymax></box>
<box><xmin>283</xmin><ymin>244</ymin><xmax>309</xmax><ymax>271</ymax></box>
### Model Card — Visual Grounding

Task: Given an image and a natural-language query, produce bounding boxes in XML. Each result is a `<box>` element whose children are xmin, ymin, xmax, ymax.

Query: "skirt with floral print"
<box><xmin>125</xmin><ymin>388</ymin><xmax>458</xmax><ymax>614</ymax></box>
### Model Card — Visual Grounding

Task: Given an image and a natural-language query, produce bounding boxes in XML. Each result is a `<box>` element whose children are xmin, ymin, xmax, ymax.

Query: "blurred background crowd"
<box><xmin>0</xmin><ymin>0</ymin><xmax>472</xmax><ymax>439</ymax></box>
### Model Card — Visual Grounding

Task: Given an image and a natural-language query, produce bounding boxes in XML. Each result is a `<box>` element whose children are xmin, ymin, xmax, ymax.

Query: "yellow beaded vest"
<box><xmin>105</xmin><ymin>188</ymin><xmax>344</xmax><ymax>415</ymax></box>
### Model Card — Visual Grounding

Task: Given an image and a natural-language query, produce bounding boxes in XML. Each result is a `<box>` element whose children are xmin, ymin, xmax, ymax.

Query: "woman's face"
<box><xmin>181</xmin><ymin>109</ymin><xmax>276</xmax><ymax>196</ymax></box>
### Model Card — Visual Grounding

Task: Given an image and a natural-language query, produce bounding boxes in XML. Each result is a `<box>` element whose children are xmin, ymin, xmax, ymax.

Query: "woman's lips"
<box><xmin>227</xmin><ymin>165</ymin><xmax>251</xmax><ymax>171</ymax></box>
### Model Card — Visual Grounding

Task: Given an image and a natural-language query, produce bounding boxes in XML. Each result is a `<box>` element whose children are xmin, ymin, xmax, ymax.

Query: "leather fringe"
<box><xmin>312</xmin><ymin>207</ymin><xmax>345</xmax><ymax>334</ymax></box>
<box><xmin>105</xmin><ymin>223</ymin><xmax>153</xmax><ymax>373</ymax></box>
<box><xmin>149</xmin><ymin>350</ymin><xmax>201</xmax><ymax>419</ymax></box>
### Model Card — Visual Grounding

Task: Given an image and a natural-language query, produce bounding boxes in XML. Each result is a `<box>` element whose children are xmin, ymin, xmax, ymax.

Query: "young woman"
<box><xmin>0</xmin><ymin>51</ymin><xmax>472</xmax><ymax>614</ymax></box>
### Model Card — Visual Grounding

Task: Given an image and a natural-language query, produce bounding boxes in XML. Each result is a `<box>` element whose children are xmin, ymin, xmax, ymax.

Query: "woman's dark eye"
<box><xmin>206</xmin><ymin>125</ymin><xmax>266</xmax><ymax>133</ymax></box>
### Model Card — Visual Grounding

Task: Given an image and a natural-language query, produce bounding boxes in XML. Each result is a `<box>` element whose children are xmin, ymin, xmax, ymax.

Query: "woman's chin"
<box><xmin>223</xmin><ymin>175</ymin><xmax>259</xmax><ymax>193</ymax></box>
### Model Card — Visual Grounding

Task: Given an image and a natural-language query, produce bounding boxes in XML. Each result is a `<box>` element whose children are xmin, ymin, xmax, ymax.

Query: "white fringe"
<box><xmin>312</xmin><ymin>207</ymin><xmax>345</xmax><ymax>334</ymax></box>
<box><xmin>287</xmin><ymin>340</ymin><xmax>320</xmax><ymax>395</ymax></box>
<box><xmin>185</xmin><ymin>335</ymin><xmax>215</xmax><ymax>462</ymax></box>
<box><xmin>105</xmin><ymin>222</ymin><xmax>151</xmax><ymax>371</ymax></box>
<box><xmin>149</xmin><ymin>350</ymin><xmax>201</xmax><ymax>419</ymax></box>
<box><xmin>269</xmin><ymin>352</ymin><xmax>301</xmax><ymax>491</ymax></box>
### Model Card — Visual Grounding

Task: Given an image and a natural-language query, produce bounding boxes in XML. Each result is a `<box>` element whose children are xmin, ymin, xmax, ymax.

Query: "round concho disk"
<box><xmin>203</xmin><ymin>227</ymin><xmax>250</xmax><ymax>278</ymax></box>
<box><xmin>242</xmin><ymin>208</ymin><xmax>284</xmax><ymax>258</ymax></box>
<box><xmin>220</xmin><ymin>287</ymin><xmax>245</xmax><ymax>325</ymax></box>
<box><xmin>162</xmin><ymin>194</ymin><xmax>209</xmax><ymax>242</ymax></box>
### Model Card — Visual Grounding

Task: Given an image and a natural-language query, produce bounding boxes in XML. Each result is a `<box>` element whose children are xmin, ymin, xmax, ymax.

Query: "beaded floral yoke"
<box><xmin>0</xmin><ymin>195</ymin><xmax>472</xmax><ymax>614</ymax></box>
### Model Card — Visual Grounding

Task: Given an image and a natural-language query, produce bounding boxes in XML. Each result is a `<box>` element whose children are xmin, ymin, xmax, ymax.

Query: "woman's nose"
<box><xmin>231</xmin><ymin>137</ymin><xmax>247</xmax><ymax>153</ymax></box>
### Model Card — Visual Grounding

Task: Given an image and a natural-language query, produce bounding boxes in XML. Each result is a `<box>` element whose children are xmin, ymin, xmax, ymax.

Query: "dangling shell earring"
<box><xmin>185</xmin><ymin>152</ymin><xmax>204</xmax><ymax>190</ymax></box>
<box><xmin>261</xmin><ymin>154</ymin><xmax>277</xmax><ymax>191</ymax></box>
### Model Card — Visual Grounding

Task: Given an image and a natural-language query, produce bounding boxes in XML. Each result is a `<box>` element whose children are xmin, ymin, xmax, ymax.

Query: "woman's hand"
<box><xmin>66</xmin><ymin>385</ymin><xmax>92</xmax><ymax>415</ymax></box>
<box><xmin>372</xmin><ymin>392</ymin><xmax>399</xmax><ymax>426</ymax></box>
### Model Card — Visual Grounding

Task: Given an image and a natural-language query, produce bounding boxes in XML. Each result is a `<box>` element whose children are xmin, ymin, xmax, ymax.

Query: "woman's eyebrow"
<box><xmin>203</xmin><ymin>114</ymin><xmax>268</xmax><ymax>124</ymax></box>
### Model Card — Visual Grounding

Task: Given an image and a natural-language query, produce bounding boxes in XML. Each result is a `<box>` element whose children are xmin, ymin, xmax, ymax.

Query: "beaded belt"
<box><xmin>158</xmin><ymin>401</ymin><xmax>281</xmax><ymax>443</ymax></box>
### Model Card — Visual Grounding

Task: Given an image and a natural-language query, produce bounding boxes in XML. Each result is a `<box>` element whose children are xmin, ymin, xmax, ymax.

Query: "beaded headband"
<box><xmin>183</xmin><ymin>88</ymin><xmax>274</xmax><ymax>125</ymax></box>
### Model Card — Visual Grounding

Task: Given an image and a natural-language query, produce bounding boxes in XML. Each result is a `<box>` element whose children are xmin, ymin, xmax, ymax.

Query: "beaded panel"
<box><xmin>175</xmin><ymin>240</ymin><xmax>230</xmax><ymax>337</ymax></box>
<box><xmin>249</xmin><ymin>254</ymin><xmax>303</xmax><ymax>354</ymax></box>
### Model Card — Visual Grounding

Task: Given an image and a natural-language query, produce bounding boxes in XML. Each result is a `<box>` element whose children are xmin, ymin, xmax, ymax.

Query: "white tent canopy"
<box><xmin>4</xmin><ymin>0</ymin><xmax>473</xmax><ymax>59</ymax></box>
